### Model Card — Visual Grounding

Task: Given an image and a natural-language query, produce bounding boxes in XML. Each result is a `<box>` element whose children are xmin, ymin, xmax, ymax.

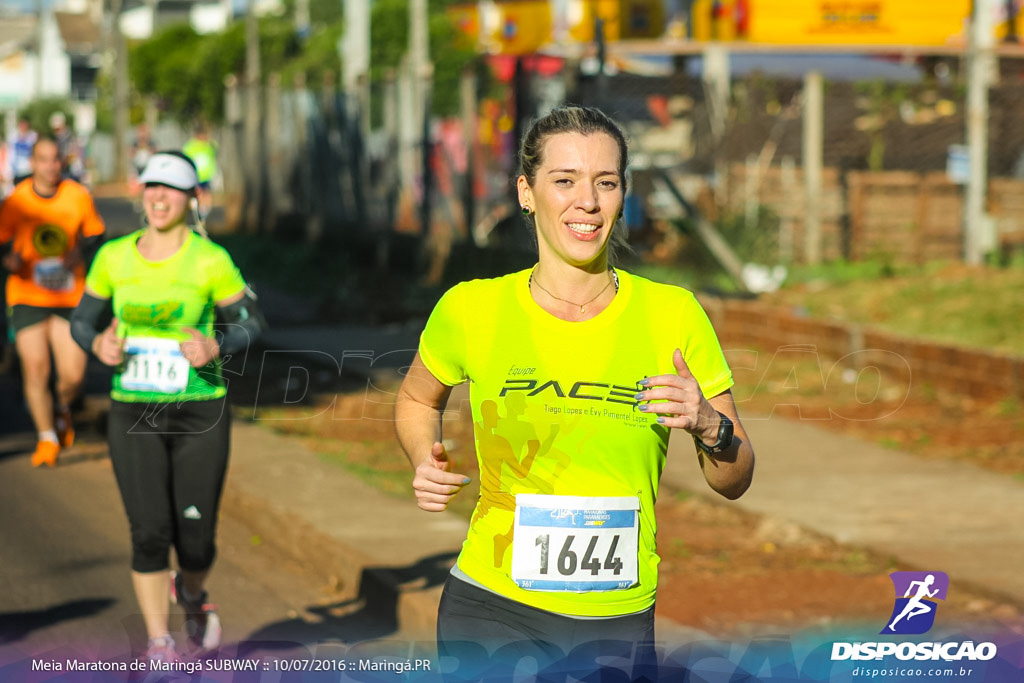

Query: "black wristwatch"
<box><xmin>693</xmin><ymin>412</ymin><xmax>734</xmax><ymax>456</ymax></box>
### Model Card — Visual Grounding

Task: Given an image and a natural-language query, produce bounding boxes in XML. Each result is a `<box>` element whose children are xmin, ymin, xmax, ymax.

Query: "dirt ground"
<box><xmin>254</xmin><ymin>351</ymin><xmax>1024</xmax><ymax>639</ymax></box>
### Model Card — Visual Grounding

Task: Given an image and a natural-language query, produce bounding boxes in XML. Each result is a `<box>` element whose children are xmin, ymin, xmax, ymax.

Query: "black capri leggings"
<box><xmin>108</xmin><ymin>397</ymin><xmax>231</xmax><ymax>574</ymax></box>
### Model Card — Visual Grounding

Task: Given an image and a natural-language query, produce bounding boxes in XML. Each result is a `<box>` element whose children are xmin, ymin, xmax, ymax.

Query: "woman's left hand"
<box><xmin>180</xmin><ymin>327</ymin><xmax>220</xmax><ymax>367</ymax></box>
<box><xmin>636</xmin><ymin>348</ymin><xmax>720</xmax><ymax>443</ymax></box>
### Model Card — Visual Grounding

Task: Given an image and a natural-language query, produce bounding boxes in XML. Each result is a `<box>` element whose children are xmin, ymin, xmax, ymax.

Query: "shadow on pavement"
<box><xmin>0</xmin><ymin>598</ymin><xmax>117</xmax><ymax>645</ymax></box>
<box><xmin>239</xmin><ymin>551</ymin><xmax>458</xmax><ymax>650</ymax></box>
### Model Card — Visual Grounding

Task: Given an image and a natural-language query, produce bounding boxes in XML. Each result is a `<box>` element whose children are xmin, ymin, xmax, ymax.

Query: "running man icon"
<box><xmin>882</xmin><ymin>571</ymin><xmax>949</xmax><ymax>635</ymax></box>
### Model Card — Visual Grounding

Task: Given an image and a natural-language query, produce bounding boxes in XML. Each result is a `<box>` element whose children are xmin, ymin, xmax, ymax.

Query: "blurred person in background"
<box><xmin>71</xmin><ymin>150</ymin><xmax>264</xmax><ymax>663</ymax></box>
<box><xmin>395</xmin><ymin>106</ymin><xmax>755</xmax><ymax>680</ymax></box>
<box><xmin>182</xmin><ymin>126</ymin><xmax>218</xmax><ymax>219</ymax></box>
<box><xmin>0</xmin><ymin>137</ymin><xmax>105</xmax><ymax>466</ymax></box>
<box><xmin>7</xmin><ymin>116</ymin><xmax>37</xmax><ymax>190</ymax></box>
<box><xmin>49</xmin><ymin>112</ymin><xmax>83</xmax><ymax>182</ymax></box>
<box><xmin>130</xmin><ymin>123</ymin><xmax>156</xmax><ymax>188</ymax></box>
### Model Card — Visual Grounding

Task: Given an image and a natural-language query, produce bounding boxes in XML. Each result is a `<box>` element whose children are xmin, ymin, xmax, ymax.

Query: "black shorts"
<box><xmin>436</xmin><ymin>574</ymin><xmax>658</xmax><ymax>682</ymax></box>
<box><xmin>7</xmin><ymin>305</ymin><xmax>75</xmax><ymax>334</ymax></box>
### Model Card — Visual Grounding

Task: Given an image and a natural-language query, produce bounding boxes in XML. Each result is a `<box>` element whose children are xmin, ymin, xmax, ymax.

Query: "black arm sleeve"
<box><xmin>70</xmin><ymin>293</ymin><xmax>113</xmax><ymax>353</ymax></box>
<box><xmin>215</xmin><ymin>292</ymin><xmax>267</xmax><ymax>356</ymax></box>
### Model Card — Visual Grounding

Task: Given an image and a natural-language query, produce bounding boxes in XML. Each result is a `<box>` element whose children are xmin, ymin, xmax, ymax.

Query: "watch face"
<box><xmin>719</xmin><ymin>414</ymin><xmax>734</xmax><ymax>442</ymax></box>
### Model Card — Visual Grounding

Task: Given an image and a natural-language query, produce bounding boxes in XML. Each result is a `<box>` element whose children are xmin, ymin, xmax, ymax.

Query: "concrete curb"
<box><xmin>221</xmin><ymin>420</ymin><xmax>467</xmax><ymax>639</ymax></box>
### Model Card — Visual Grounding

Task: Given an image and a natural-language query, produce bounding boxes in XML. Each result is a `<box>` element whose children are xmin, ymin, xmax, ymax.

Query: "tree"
<box><xmin>369</xmin><ymin>0</ymin><xmax>477</xmax><ymax>117</ymax></box>
<box><xmin>129</xmin><ymin>19</ymin><xmax>335</xmax><ymax>125</ymax></box>
<box><xmin>18</xmin><ymin>97</ymin><xmax>75</xmax><ymax>134</ymax></box>
<box><xmin>128</xmin><ymin>1</ymin><xmax>474</xmax><ymax>125</ymax></box>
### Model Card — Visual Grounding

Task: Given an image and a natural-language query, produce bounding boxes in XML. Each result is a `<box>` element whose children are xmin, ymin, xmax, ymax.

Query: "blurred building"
<box><xmin>0</xmin><ymin>0</ymin><xmax>236</xmax><ymax>144</ymax></box>
<box><xmin>113</xmin><ymin>0</ymin><xmax>235</xmax><ymax>39</ymax></box>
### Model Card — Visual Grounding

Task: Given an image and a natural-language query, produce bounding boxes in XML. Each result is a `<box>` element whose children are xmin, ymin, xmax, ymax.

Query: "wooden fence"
<box><xmin>723</xmin><ymin>164</ymin><xmax>1024</xmax><ymax>264</ymax></box>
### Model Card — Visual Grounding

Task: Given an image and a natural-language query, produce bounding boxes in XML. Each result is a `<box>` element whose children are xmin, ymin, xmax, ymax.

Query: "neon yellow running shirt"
<box><xmin>419</xmin><ymin>268</ymin><xmax>733</xmax><ymax>617</ymax></box>
<box><xmin>86</xmin><ymin>229</ymin><xmax>246</xmax><ymax>403</ymax></box>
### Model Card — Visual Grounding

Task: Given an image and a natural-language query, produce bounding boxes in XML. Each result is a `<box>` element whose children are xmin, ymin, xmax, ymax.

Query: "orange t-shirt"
<box><xmin>0</xmin><ymin>179</ymin><xmax>106</xmax><ymax>308</ymax></box>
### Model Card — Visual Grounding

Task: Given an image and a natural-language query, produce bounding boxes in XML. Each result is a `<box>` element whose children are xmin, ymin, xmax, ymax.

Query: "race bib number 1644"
<box><xmin>511</xmin><ymin>494</ymin><xmax>639</xmax><ymax>592</ymax></box>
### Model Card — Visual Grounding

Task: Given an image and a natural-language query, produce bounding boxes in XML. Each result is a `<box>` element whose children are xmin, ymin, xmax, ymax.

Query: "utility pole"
<box><xmin>409</xmin><ymin>0</ymin><xmax>432</xmax><ymax>233</ymax></box>
<box><xmin>460</xmin><ymin>66</ymin><xmax>477</xmax><ymax>238</ymax></box>
<box><xmin>964</xmin><ymin>0</ymin><xmax>995</xmax><ymax>265</ymax></box>
<box><xmin>342</xmin><ymin>0</ymin><xmax>370</xmax><ymax>126</ymax></box>
<box><xmin>34</xmin><ymin>0</ymin><xmax>44</xmax><ymax>97</ymax></box>
<box><xmin>803</xmin><ymin>70</ymin><xmax>824</xmax><ymax>266</ymax></box>
<box><xmin>243</xmin><ymin>0</ymin><xmax>262</xmax><ymax>232</ymax></box>
<box><xmin>101</xmin><ymin>0</ymin><xmax>129</xmax><ymax>183</ymax></box>
<box><xmin>295</xmin><ymin>0</ymin><xmax>310</xmax><ymax>40</ymax></box>
<box><xmin>342</xmin><ymin>0</ymin><xmax>370</xmax><ymax>226</ymax></box>
<box><xmin>1005</xmin><ymin>0</ymin><xmax>1018</xmax><ymax>43</ymax></box>
<box><xmin>112</xmin><ymin>0</ymin><xmax>129</xmax><ymax>183</ymax></box>
<box><xmin>701</xmin><ymin>44</ymin><xmax>729</xmax><ymax>144</ymax></box>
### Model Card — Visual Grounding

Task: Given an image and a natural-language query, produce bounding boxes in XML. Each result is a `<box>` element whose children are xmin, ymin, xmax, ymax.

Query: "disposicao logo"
<box><xmin>830</xmin><ymin>570</ymin><xmax>998</xmax><ymax>663</ymax></box>
<box><xmin>882</xmin><ymin>570</ymin><xmax>948</xmax><ymax>635</ymax></box>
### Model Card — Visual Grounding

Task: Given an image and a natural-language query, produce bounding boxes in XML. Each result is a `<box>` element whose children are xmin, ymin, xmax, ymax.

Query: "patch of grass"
<box><xmin>997</xmin><ymin>398</ymin><xmax>1021</xmax><ymax>417</ymax></box>
<box><xmin>841</xmin><ymin>550</ymin><xmax>874</xmax><ymax>573</ymax></box>
<box><xmin>629</xmin><ymin>264</ymin><xmax>705</xmax><ymax>291</ymax></box>
<box><xmin>783</xmin><ymin>259</ymin><xmax>912</xmax><ymax>285</ymax></box>
<box><xmin>918</xmin><ymin>383</ymin><xmax>938</xmax><ymax>402</ymax></box>
<box><xmin>669</xmin><ymin>539</ymin><xmax>691</xmax><ymax>559</ymax></box>
<box><xmin>258</xmin><ymin>384</ymin><xmax>483</xmax><ymax>520</ymax></box>
<box><xmin>761</xmin><ymin>262</ymin><xmax>1024</xmax><ymax>355</ymax></box>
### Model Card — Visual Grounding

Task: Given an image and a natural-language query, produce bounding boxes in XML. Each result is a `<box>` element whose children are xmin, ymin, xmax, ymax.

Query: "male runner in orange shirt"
<box><xmin>0</xmin><ymin>137</ymin><xmax>105</xmax><ymax>466</ymax></box>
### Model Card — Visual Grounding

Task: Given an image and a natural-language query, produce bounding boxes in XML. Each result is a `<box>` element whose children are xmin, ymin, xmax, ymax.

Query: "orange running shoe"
<box><xmin>31</xmin><ymin>440</ymin><xmax>60</xmax><ymax>467</ymax></box>
<box><xmin>55</xmin><ymin>408</ymin><xmax>75</xmax><ymax>448</ymax></box>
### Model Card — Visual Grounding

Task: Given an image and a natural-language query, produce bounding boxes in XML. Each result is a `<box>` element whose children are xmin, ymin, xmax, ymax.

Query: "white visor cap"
<box><xmin>139</xmin><ymin>153</ymin><xmax>198</xmax><ymax>191</ymax></box>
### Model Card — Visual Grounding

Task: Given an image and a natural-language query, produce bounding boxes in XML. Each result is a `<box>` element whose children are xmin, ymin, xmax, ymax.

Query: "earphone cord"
<box><xmin>190</xmin><ymin>199</ymin><xmax>210</xmax><ymax>240</ymax></box>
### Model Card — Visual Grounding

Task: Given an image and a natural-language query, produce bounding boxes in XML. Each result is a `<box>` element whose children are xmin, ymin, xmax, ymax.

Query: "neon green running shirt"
<box><xmin>419</xmin><ymin>268</ymin><xmax>733</xmax><ymax>617</ymax></box>
<box><xmin>182</xmin><ymin>139</ymin><xmax>218</xmax><ymax>184</ymax></box>
<box><xmin>86</xmin><ymin>230</ymin><xmax>246</xmax><ymax>403</ymax></box>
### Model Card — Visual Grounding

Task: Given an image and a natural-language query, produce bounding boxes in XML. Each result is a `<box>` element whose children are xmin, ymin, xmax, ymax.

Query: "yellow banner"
<box><xmin>746</xmin><ymin>0</ymin><xmax>1004</xmax><ymax>46</ymax></box>
<box><xmin>449</xmin><ymin>0</ymin><xmax>665</xmax><ymax>55</ymax></box>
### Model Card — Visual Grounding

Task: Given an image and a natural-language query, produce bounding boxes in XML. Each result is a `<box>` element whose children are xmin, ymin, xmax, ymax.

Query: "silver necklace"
<box><xmin>529</xmin><ymin>268</ymin><xmax>619</xmax><ymax>314</ymax></box>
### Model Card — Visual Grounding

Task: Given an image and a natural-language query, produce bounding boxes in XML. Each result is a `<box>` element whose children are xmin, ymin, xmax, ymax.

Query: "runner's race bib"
<box><xmin>33</xmin><ymin>257</ymin><xmax>74</xmax><ymax>292</ymax></box>
<box><xmin>511</xmin><ymin>494</ymin><xmax>639</xmax><ymax>592</ymax></box>
<box><xmin>121</xmin><ymin>336</ymin><xmax>190</xmax><ymax>394</ymax></box>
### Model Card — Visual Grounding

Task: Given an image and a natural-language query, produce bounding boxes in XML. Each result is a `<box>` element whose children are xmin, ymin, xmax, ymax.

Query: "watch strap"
<box><xmin>693</xmin><ymin>411</ymin><xmax>734</xmax><ymax>455</ymax></box>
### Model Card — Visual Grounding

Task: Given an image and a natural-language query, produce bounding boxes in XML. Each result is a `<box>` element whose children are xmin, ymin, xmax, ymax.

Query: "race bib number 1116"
<box><xmin>511</xmin><ymin>494</ymin><xmax>639</xmax><ymax>592</ymax></box>
<box><xmin>121</xmin><ymin>336</ymin><xmax>190</xmax><ymax>394</ymax></box>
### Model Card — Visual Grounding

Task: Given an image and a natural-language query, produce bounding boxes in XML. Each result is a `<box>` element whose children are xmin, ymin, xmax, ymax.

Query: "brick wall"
<box><xmin>700</xmin><ymin>297</ymin><xmax>1024</xmax><ymax>401</ymax></box>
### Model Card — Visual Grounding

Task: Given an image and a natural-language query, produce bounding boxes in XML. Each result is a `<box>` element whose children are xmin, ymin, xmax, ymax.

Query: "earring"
<box><xmin>521</xmin><ymin>206</ymin><xmax>531</xmax><ymax>215</ymax></box>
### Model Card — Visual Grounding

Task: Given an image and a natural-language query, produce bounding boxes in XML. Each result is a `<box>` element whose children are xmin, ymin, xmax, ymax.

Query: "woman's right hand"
<box><xmin>412</xmin><ymin>441</ymin><xmax>471</xmax><ymax>512</ymax></box>
<box><xmin>92</xmin><ymin>318</ymin><xmax>124</xmax><ymax>366</ymax></box>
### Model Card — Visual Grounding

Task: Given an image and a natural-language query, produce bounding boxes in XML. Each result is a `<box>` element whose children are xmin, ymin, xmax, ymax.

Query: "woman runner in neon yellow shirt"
<box><xmin>395</xmin><ymin>106</ymin><xmax>756</xmax><ymax>680</ymax></box>
<box><xmin>71</xmin><ymin>151</ymin><xmax>264</xmax><ymax>664</ymax></box>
